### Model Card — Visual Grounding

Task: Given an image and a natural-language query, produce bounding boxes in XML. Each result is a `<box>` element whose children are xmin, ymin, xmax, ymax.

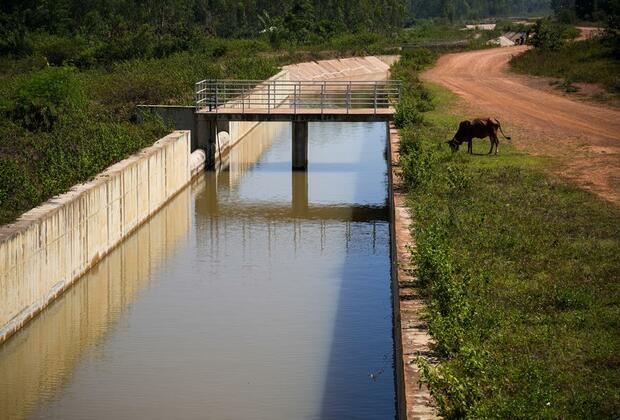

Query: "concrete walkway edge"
<box><xmin>388</xmin><ymin>122</ymin><xmax>439</xmax><ymax>419</ymax></box>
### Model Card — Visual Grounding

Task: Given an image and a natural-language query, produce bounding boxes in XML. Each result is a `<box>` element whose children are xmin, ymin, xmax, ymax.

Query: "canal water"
<box><xmin>0</xmin><ymin>121</ymin><xmax>396</xmax><ymax>419</ymax></box>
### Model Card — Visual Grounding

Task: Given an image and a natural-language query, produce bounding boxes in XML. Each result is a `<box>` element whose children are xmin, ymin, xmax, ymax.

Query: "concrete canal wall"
<box><xmin>0</xmin><ymin>178</ymin><xmax>194</xmax><ymax>420</ymax></box>
<box><xmin>284</xmin><ymin>55</ymin><xmax>397</xmax><ymax>81</ymax></box>
<box><xmin>387</xmin><ymin>121</ymin><xmax>438</xmax><ymax>419</ymax></box>
<box><xmin>0</xmin><ymin>131</ymin><xmax>194</xmax><ymax>344</ymax></box>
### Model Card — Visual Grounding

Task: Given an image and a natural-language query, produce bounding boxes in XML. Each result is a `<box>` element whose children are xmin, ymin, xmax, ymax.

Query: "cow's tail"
<box><xmin>497</xmin><ymin>120</ymin><xmax>511</xmax><ymax>140</ymax></box>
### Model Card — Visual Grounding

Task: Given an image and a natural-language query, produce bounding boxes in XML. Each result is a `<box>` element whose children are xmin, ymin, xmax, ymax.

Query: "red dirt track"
<box><xmin>422</xmin><ymin>46</ymin><xmax>620</xmax><ymax>206</ymax></box>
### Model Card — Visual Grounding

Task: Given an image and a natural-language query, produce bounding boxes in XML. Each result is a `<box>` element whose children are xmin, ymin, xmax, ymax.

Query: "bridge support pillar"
<box><xmin>195</xmin><ymin>116</ymin><xmax>230</xmax><ymax>168</ymax></box>
<box><xmin>292</xmin><ymin>121</ymin><xmax>308</xmax><ymax>171</ymax></box>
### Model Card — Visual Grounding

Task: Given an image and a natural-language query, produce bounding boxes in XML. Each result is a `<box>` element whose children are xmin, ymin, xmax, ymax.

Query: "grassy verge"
<box><xmin>510</xmin><ymin>36</ymin><xmax>620</xmax><ymax>97</ymax></box>
<box><xmin>393</xmin><ymin>53</ymin><xmax>620</xmax><ymax>418</ymax></box>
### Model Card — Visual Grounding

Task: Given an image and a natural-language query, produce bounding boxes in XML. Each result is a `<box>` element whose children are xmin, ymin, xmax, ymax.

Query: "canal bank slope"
<box><xmin>0</xmin><ymin>131</ymin><xmax>194</xmax><ymax>343</ymax></box>
<box><xmin>388</xmin><ymin>122</ymin><xmax>438</xmax><ymax>420</ymax></box>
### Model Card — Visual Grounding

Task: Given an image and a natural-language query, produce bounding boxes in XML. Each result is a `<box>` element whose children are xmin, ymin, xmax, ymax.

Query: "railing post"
<box><xmin>215</xmin><ymin>83</ymin><xmax>219</xmax><ymax>112</ymax></box>
<box><xmin>347</xmin><ymin>81</ymin><xmax>351</xmax><ymax>114</ymax></box>
<box><xmin>374</xmin><ymin>81</ymin><xmax>377</xmax><ymax>114</ymax></box>
<box><xmin>321</xmin><ymin>82</ymin><xmax>325</xmax><ymax>114</ymax></box>
<box><xmin>268</xmin><ymin>83</ymin><xmax>271</xmax><ymax>113</ymax></box>
<box><xmin>242</xmin><ymin>84</ymin><xmax>245</xmax><ymax>113</ymax></box>
<box><xmin>294</xmin><ymin>83</ymin><xmax>297</xmax><ymax>114</ymax></box>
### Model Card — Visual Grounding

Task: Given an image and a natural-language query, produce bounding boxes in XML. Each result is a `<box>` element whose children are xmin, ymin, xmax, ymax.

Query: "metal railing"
<box><xmin>195</xmin><ymin>79</ymin><xmax>401</xmax><ymax>114</ymax></box>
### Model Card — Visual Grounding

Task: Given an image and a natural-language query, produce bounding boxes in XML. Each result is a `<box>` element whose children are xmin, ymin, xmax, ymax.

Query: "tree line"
<box><xmin>0</xmin><ymin>0</ymin><xmax>557</xmax><ymax>57</ymax></box>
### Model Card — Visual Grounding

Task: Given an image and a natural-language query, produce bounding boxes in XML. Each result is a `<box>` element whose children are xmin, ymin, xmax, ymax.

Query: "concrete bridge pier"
<box><xmin>195</xmin><ymin>117</ymin><xmax>230</xmax><ymax>168</ymax></box>
<box><xmin>292</xmin><ymin>121</ymin><xmax>308</xmax><ymax>171</ymax></box>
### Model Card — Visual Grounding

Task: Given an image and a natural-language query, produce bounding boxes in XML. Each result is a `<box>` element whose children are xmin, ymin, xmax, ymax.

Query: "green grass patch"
<box><xmin>395</xmin><ymin>63</ymin><xmax>620</xmax><ymax>418</ymax></box>
<box><xmin>511</xmin><ymin>36</ymin><xmax>620</xmax><ymax>95</ymax></box>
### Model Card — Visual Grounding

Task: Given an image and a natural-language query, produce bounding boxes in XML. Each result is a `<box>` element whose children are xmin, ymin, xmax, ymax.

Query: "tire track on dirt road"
<box><xmin>422</xmin><ymin>46</ymin><xmax>620</xmax><ymax>206</ymax></box>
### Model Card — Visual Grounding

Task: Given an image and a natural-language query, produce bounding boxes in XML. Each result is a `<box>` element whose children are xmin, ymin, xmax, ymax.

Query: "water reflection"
<box><xmin>0</xmin><ymin>187</ymin><xmax>192</xmax><ymax>420</ymax></box>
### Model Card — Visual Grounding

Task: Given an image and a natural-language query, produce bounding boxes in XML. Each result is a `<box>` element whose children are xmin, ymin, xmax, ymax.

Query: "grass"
<box><xmin>393</xmin><ymin>56</ymin><xmax>620</xmax><ymax>418</ymax></box>
<box><xmin>510</xmin><ymin>36</ymin><xmax>620</xmax><ymax>96</ymax></box>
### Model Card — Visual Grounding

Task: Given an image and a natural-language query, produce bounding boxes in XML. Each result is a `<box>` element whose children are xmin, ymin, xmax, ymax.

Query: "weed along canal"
<box><xmin>0</xmin><ymin>121</ymin><xmax>397</xmax><ymax>419</ymax></box>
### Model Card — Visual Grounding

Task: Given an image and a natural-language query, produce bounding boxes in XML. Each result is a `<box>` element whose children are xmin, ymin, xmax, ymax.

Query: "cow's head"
<box><xmin>446</xmin><ymin>120</ymin><xmax>471</xmax><ymax>152</ymax></box>
<box><xmin>446</xmin><ymin>138</ymin><xmax>460</xmax><ymax>152</ymax></box>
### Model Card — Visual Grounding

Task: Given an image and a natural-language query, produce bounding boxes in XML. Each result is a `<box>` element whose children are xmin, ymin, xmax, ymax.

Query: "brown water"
<box><xmin>0</xmin><ymin>121</ymin><xmax>396</xmax><ymax>419</ymax></box>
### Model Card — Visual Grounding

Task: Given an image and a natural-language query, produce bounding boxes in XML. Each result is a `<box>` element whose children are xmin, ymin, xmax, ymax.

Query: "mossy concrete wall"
<box><xmin>0</xmin><ymin>131</ymin><xmax>192</xmax><ymax>344</ymax></box>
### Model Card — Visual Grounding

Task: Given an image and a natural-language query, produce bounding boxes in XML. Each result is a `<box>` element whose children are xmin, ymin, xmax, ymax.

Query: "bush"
<box><xmin>392</xmin><ymin>50</ymin><xmax>436</xmax><ymax>129</ymax></box>
<box><xmin>531</xmin><ymin>19</ymin><xmax>579</xmax><ymax>51</ymax></box>
<box><xmin>30</xmin><ymin>34</ymin><xmax>87</xmax><ymax>66</ymax></box>
<box><xmin>395</xmin><ymin>98</ymin><xmax>424</xmax><ymax>128</ymax></box>
<box><xmin>10</xmin><ymin>67</ymin><xmax>86</xmax><ymax>131</ymax></box>
<box><xmin>531</xmin><ymin>18</ymin><xmax>566</xmax><ymax>50</ymax></box>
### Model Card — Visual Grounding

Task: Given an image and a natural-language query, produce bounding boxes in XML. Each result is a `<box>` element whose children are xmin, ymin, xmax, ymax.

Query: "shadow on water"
<box><xmin>317</xmin><ymin>122</ymin><xmax>397</xmax><ymax>419</ymax></box>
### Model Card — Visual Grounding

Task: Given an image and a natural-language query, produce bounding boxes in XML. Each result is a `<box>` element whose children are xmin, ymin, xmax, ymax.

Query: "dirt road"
<box><xmin>422</xmin><ymin>46</ymin><xmax>620</xmax><ymax>206</ymax></box>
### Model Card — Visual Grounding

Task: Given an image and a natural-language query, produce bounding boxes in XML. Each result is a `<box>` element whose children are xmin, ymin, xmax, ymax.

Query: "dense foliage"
<box><xmin>393</xmin><ymin>54</ymin><xmax>620</xmax><ymax>418</ymax></box>
<box><xmin>0</xmin><ymin>0</ymin><xmax>552</xmax><ymax>63</ymax></box>
<box><xmin>407</xmin><ymin>0</ymin><xmax>549</xmax><ymax>22</ymax></box>
<box><xmin>0</xmin><ymin>0</ymin><xmax>407</xmax><ymax>60</ymax></box>
<box><xmin>552</xmin><ymin>0</ymin><xmax>619</xmax><ymax>25</ymax></box>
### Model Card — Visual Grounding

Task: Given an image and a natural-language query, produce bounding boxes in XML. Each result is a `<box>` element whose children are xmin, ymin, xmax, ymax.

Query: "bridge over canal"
<box><xmin>194</xmin><ymin>79</ymin><xmax>401</xmax><ymax>169</ymax></box>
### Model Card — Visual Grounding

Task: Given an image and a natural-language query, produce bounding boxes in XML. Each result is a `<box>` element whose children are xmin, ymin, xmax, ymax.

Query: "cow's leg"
<box><xmin>487</xmin><ymin>138</ymin><xmax>494</xmax><ymax>154</ymax></box>
<box><xmin>468</xmin><ymin>140</ymin><xmax>473</xmax><ymax>154</ymax></box>
<box><xmin>492</xmin><ymin>134</ymin><xmax>499</xmax><ymax>155</ymax></box>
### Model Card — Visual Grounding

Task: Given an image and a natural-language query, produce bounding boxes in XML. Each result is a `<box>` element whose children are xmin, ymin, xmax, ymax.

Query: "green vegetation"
<box><xmin>552</xmin><ymin>0</ymin><xmax>619</xmax><ymax>26</ymax></box>
<box><xmin>393</xmin><ymin>53</ymin><xmax>620</xmax><ymax>418</ymax></box>
<box><xmin>408</xmin><ymin>0</ymin><xmax>550</xmax><ymax>22</ymax></box>
<box><xmin>0</xmin><ymin>39</ymin><xmax>280</xmax><ymax>225</ymax></box>
<box><xmin>541</xmin><ymin>0</ymin><xmax>620</xmax><ymax>96</ymax></box>
<box><xmin>511</xmin><ymin>34</ymin><xmax>620</xmax><ymax>95</ymax></box>
<box><xmin>1</xmin><ymin>0</ymin><xmax>497</xmax><ymax>226</ymax></box>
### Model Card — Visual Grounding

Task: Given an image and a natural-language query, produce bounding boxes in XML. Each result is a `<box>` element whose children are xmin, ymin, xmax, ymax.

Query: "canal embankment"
<box><xmin>0</xmin><ymin>131</ymin><xmax>193</xmax><ymax>344</ymax></box>
<box><xmin>388</xmin><ymin>122</ymin><xmax>438</xmax><ymax>420</ymax></box>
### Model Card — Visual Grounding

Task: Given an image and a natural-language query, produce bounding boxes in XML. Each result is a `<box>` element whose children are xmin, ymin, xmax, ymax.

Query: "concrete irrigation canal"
<box><xmin>0</xmin><ymin>56</ymin><xmax>434</xmax><ymax>419</ymax></box>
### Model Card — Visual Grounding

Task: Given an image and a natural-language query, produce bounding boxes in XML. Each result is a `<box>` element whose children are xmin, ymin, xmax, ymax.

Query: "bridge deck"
<box><xmin>197</xmin><ymin>106</ymin><xmax>396</xmax><ymax>122</ymax></box>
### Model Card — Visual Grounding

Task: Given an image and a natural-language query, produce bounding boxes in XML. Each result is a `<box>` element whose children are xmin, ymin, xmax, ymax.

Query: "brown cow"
<box><xmin>447</xmin><ymin>118</ymin><xmax>511</xmax><ymax>155</ymax></box>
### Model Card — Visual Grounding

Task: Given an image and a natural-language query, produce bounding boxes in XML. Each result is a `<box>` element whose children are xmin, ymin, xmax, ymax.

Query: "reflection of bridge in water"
<box><xmin>196</xmin><ymin>169</ymin><xmax>386</xmax><ymax>256</ymax></box>
<box><xmin>202</xmin><ymin>170</ymin><xmax>388</xmax><ymax>222</ymax></box>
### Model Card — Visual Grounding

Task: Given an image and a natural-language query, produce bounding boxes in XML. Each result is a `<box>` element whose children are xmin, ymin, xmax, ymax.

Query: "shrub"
<box><xmin>31</xmin><ymin>34</ymin><xmax>87</xmax><ymax>66</ymax></box>
<box><xmin>531</xmin><ymin>19</ymin><xmax>566</xmax><ymax>50</ymax></box>
<box><xmin>10</xmin><ymin>67</ymin><xmax>86</xmax><ymax>131</ymax></box>
<box><xmin>395</xmin><ymin>98</ymin><xmax>424</xmax><ymax>128</ymax></box>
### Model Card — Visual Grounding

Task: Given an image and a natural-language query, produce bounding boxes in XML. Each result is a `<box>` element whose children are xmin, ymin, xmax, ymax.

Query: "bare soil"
<box><xmin>422</xmin><ymin>45</ymin><xmax>620</xmax><ymax>206</ymax></box>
